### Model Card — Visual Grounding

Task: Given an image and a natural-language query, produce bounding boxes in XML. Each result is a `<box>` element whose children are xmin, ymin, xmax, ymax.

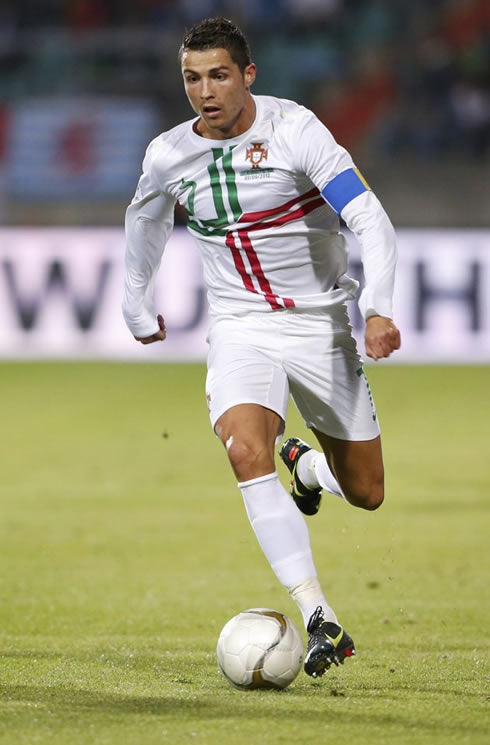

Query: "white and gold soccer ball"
<box><xmin>216</xmin><ymin>608</ymin><xmax>304</xmax><ymax>690</ymax></box>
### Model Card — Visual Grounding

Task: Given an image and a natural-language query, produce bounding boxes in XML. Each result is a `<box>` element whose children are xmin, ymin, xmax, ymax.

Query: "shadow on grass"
<box><xmin>0</xmin><ymin>683</ymin><xmax>487</xmax><ymax>738</ymax></box>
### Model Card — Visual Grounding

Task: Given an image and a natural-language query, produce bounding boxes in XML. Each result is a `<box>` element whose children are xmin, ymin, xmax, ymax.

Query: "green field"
<box><xmin>0</xmin><ymin>363</ymin><xmax>488</xmax><ymax>745</ymax></box>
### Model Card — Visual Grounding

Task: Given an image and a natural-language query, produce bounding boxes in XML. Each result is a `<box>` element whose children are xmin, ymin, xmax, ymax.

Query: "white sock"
<box><xmin>297</xmin><ymin>450</ymin><xmax>344</xmax><ymax>499</ymax></box>
<box><xmin>239</xmin><ymin>472</ymin><xmax>337</xmax><ymax>629</ymax></box>
<box><xmin>288</xmin><ymin>576</ymin><xmax>339</xmax><ymax>627</ymax></box>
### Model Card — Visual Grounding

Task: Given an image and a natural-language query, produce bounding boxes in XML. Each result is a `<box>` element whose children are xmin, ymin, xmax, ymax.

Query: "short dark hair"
<box><xmin>179</xmin><ymin>17</ymin><xmax>252</xmax><ymax>72</ymax></box>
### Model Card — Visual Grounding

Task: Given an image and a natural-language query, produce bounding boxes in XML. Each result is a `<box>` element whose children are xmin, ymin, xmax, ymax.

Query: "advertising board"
<box><xmin>0</xmin><ymin>228</ymin><xmax>488</xmax><ymax>362</ymax></box>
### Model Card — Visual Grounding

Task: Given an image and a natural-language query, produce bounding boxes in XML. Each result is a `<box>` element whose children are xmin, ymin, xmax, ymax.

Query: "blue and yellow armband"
<box><xmin>321</xmin><ymin>168</ymin><xmax>371</xmax><ymax>215</ymax></box>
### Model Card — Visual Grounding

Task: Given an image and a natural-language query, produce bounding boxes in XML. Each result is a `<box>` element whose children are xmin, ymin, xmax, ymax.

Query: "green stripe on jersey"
<box><xmin>222</xmin><ymin>147</ymin><xmax>242</xmax><ymax>221</ymax></box>
<box><xmin>187</xmin><ymin>219</ymin><xmax>227</xmax><ymax>237</ymax></box>
<box><xmin>186</xmin><ymin>147</ymin><xmax>242</xmax><ymax>236</ymax></box>
<box><xmin>179</xmin><ymin>178</ymin><xmax>197</xmax><ymax>216</ymax></box>
<box><xmin>208</xmin><ymin>149</ymin><xmax>226</xmax><ymax>223</ymax></box>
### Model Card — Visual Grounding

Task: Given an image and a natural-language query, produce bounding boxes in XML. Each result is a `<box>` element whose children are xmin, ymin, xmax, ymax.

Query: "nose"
<box><xmin>200</xmin><ymin>79</ymin><xmax>214</xmax><ymax>100</ymax></box>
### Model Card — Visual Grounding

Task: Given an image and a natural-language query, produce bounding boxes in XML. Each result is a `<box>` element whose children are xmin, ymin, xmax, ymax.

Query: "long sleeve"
<box><xmin>341</xmin><ymin>190</ymin><xmax>397</xmax><ymax>320</ymax></box>
<box><xmin>122</xmin><ymin>140</ymin><xmax>176</xmax><ymax>338</ymax></box>
<box><xmin>292</xmin><ymin>110</ymin><xmax>397</xmax><ymax>320</ymax></box>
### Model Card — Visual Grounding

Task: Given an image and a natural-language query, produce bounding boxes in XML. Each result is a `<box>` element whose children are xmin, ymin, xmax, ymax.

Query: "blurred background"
<box><xmin>0</xmin><ymin>0</ymin><xmax>489</xmax><ymax>360</ymax></box>
<box><xmin>1</xmin><ymin>9</ymin><xmax>489</xmax><ymax>740</ymax></box>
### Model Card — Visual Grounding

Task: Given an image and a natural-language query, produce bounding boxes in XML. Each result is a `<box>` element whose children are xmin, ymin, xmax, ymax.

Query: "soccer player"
<box><xmin>122</xmin><ymin>17</ymin><xmax>401</xmax><ymax>678</ymax></box>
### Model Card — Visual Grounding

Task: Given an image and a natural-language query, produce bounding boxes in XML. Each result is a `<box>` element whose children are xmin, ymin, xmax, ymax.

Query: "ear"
<box><xmin>244</xmin><ymin>63</ymin><xmax>257</xmax><ymax>90</ymax></box>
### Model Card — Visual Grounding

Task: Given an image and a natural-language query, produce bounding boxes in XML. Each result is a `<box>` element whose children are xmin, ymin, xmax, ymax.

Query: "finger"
<box><xmin>366</xmin><ymin>342</ymin><xmax>381</xmax><ymax>361</ymax></box>
<box><xmin>379</xmin><ymin>337</ymin><xmax>399</xmax><ymax>358</ymax></box>
<box><xmin>137</xmin><ymin>332</ymin><xmax>164</xmax><ymax>344</ymax></box>
<box><xmin>367</xmin><ymin>338</ymin><xmax>390</xmax><ymax>360</ymax></box>
<box><xmin>379</xmin><ymin>332</ymin><xmax>400</xmax><ymax>357</ymax></box>
<box><xmin>386</xmin><ymin>325</ymin><xmax>401</xmax><ymax>348</ymax></box>
<box><xmin>381</xmin><ymin>329</ymin><xmax>401</xmax><ymax>355</ymax></box>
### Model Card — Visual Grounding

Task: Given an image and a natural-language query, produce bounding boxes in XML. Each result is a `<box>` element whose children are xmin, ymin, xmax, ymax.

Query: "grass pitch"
<box><xmin>0</xmin><ymin>363</ymin><xmax>488</xmax><ymax>745</ymax></box>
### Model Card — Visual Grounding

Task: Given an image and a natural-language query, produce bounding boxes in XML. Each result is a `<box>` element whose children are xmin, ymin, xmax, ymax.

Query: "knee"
<box><xmin>344</xmin><ymin>477</ymin><xmax>384</xmax><ymax>511</ymax></box>
<box><xmin>225</xmin><ymin>437</ymin><xmax>274</xmax><ymax>481</ymax></box>
<box><xmin>360</xmin><ymin>483</ymin><xmax>384</xmax><ymax>511</ymax></box>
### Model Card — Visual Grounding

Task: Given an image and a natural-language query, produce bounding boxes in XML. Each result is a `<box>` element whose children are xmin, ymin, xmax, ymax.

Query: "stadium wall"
<box><xmin>0</xmin><ymin>227</ymin><xmax>488</xmax><ymax>363</ymax></box>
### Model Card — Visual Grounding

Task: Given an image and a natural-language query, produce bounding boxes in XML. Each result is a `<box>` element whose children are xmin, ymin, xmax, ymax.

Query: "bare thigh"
<box><xmin>312</xmin><ymin>428</ymin><xmax>385</xmax><ymax>511</ymax></box>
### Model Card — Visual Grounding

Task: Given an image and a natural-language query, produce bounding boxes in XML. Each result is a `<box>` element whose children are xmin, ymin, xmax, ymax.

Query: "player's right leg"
<box><xmin>206</xmin><ymin>314</ymin><xmax>352</xmax><ymax>676</ymax></box>
<box><xmin>304</xmin><ymin>605</ymin><xmax>356</xmax><ymax>676</ymax></box>
<box><xmin>214</xmin><ymin>403</ymin><xmax>355</xmax><ymax>677</ymax></box>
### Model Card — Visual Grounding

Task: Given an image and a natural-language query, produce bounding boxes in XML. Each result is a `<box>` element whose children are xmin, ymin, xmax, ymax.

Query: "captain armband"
<box><xmin>321</xmin><ymin>168</ymin><xmax>371</xmax><ymax>215</ymax></box>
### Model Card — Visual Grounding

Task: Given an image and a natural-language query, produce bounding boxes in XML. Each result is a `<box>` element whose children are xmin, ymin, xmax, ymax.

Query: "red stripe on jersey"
<box><xmin>239</xmin><ymin>187</ymin><xmax>321</xmax><ymax>223</ymax></box>
<box><xmin>225</xmin><ymin>188</ymin><xmax>323</xmax><ymax>311</ymax></box>
<box><xmin>247</xmin><ymin>196</ymin><xmax>325</xmax><ymax>233</ymax></box>
<box><xmin>238</xmin><ymin>231</ymin><xmax>283</xmax><ymax>310</ymax></box>
<box><xmin>225</xmin><ymin>232</ymin><xmax>256</xmax><ymax>294</ymax></box>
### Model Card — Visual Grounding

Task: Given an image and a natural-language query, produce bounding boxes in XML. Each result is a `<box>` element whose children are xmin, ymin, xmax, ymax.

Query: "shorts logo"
<box><xmin>245</xmin><ymin>142</ymin><xmax>268</xmax><ymax>169</ymax></box>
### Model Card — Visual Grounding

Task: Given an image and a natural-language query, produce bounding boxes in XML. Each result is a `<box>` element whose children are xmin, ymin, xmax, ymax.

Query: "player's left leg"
<box><xmin>282</xmin><ymin>305</ymin><xmax>384</xmax><ymax>514</ymax></box>
<box><xmin>299</xmin><ymin>430</ymin><xmax>384</xmax><ymax>511</ymax></box>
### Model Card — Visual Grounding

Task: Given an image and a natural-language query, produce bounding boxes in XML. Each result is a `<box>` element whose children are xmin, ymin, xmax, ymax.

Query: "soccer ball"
<box><xmin>216</xmin><ymin>608</ymin><xmax>304</xmax><ymax>690</ymax></box>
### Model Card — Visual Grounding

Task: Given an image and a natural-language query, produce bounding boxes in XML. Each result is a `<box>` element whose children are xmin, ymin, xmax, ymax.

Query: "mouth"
<box><xmin>202</xmin><ymin>105</ymin><xmax>222</xmax><ymax>119</ymax></box>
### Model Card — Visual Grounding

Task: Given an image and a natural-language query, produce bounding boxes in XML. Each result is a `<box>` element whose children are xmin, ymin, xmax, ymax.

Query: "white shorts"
<box><xmin>206</xmin><ymin>305</ymin><xmax>380</xmax><ymax>441</ymax></box>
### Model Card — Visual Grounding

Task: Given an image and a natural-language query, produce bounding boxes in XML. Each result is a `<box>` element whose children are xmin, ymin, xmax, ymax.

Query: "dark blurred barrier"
<box><xmin>0</xmin><ymin>227</ymin><xmax>488</xmax><ymax>362</ymax></box>
<box><xmin>0</xmin><ymin>2</ymin><xmax>488</xmax><ymax>228</ymax></box>
<box><xmin>3</xmin><ymin>98</ymin><xmax>158</xmax><ymax>199</ymax></box>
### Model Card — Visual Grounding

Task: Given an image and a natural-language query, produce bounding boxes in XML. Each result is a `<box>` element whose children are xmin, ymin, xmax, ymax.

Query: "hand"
<box><xmin>135</xmin><ymin>314</ymin><xmax>167</xmax><ymax>345</ymax></box>
<box><xmin>365</xmin><ymin>315</ymin><xmax>401</xmax><ymax>361</ymax></box>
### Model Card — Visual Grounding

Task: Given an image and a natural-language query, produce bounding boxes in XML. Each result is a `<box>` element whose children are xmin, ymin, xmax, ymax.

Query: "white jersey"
<box><xmin>123</xmin><ymin>95</ymin><xmax>397</xmax><ymax>338</ymax></box>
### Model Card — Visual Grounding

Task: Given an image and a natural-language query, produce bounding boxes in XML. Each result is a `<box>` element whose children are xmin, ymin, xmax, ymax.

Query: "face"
<box><xmin>181</xmin><ymin>48</ymin><xmax>256</xmax><ymax>140</ymax></box>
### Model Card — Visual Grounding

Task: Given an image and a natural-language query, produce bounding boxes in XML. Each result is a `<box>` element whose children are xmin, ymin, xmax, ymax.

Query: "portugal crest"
<box><xmin>245</xmin><ymin>142</ymin><xmax>268</xmax><ymax>169</ymax></box>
